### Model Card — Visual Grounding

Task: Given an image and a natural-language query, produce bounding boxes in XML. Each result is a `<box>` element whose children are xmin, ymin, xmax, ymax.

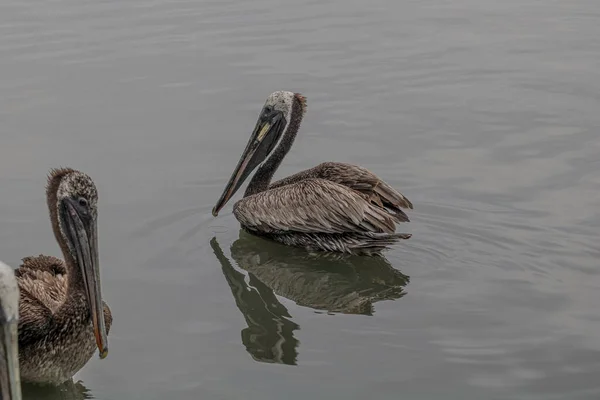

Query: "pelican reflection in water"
<box><xmin>212</xmin><ymin>91</ymin><xmax>413</xmax><ymax>256</ymax></box>
<box><xmin>210</xmin><ymin>232</ymin><xmax>409</xmax><ymax>365</ymax></box>
<box><xmin>0</xmin><ymin>261</ymin><xmax>21</xmax><ymax>400</ymax></box>
<box><xmin>21</xmin><ymin>379</ymin><xmax>92</xmax><ymax>400</ymax></box>
<box><xmin>16</xmin><ymin>168</ymin><xmax>111</xmax><ymax>384</ymax></box>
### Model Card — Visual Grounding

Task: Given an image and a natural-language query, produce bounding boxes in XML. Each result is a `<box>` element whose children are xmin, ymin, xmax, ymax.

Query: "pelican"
<box><xmin>212</xmin><ymin>91</ymin><xmax>413</xmax><ymax>256</ymax></box>
<box><xmin>15</xmin><ymin>168</ymin><xmax>112</xmax><ymax>384</ymax></box>
<box><xmin>0</xmin><ymin>261</ymin><xmax>21</xmax><ymax>400</ymax></box>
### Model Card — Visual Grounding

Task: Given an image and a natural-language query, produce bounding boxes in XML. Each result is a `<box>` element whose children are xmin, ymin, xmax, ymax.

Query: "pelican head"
<box><xmin>50</xmin><ymin>169</ymin><xmax>108</xmax><ymax>359</ymax></box>
<box><xmin>212</xmin><ymin>91</ymin><xmax>307</xmax><ymax>216</ymax></box>
<box><xmin>0</xmin><ymin>261</ymin><xmax>21</xmax><ymax>400</ymax></box>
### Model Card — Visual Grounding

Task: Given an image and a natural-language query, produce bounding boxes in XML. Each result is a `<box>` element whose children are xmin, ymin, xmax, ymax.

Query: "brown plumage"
<box><xmin>212</xmin><ymin>91</ymin><xmax>413</xmax><ymax>255</ymax></box>
<box><xmin>15</xmin><ymin>168</ymin><xmax>112</xmax><ymax>384</ymax></box>
<box><xmin>269</xmin><ymin>161</ymin><xmax>413</xmax><ymax>221</ymax></box>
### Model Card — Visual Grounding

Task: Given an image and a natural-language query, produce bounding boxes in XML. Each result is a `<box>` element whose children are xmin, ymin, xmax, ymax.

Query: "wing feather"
<box><xmin>16</xmin><ymin>255</ymin><xmax>67</xmax><ymax>312</ymax></box>
<box><xmin>234</xmin><ymin>178</ymin><xmax>398</xmax><ymax>235</ymax></box>
<box><xmin>15</xmin><ymin>255</ymin><xmax>68</xmax><ymax>346</ymax></box>
<box><xmin>269</xmin><ymin>162</ymin><xmax>412</xmax><ymax>221</ymax></box>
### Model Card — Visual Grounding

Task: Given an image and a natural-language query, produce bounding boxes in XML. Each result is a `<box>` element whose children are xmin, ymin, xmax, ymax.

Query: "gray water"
<box><xmin>1</xmin><ymin>0</ymin><xmax>600</xmax><ymax>399</ymax></box>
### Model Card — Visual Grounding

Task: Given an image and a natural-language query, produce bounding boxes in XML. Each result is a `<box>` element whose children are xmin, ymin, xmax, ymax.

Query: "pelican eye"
<box><xmin>262</xmin><ymin>106</ymin><xmax>274</xmax><ymax>119</ymax></box>
<box><xmin>78</xmin><ymin>197</ymin><xmax>88</xmax><ymax>208</ymax></box>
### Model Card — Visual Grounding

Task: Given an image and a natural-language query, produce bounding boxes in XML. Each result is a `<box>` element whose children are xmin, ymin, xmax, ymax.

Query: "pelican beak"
<box><xmin>64</xmin><ymin>198</ymin><xmax>108</xmax><ymax>359</ymax></box>
<box><xmin>212</xmin><ymin>111</ymin><xmax>286</xmax><ymax>216</ymax></box>
<box><xmin>0</xmin><ymin>319</ymin><xmax>21</xmax><ymax>400</ymax></box>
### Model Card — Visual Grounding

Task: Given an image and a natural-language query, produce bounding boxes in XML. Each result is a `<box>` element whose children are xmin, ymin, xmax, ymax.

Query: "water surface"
<box><xmin>1</xmin><ymin>0</ymin><xmax>600</xmax><ymax>399</ymax></box>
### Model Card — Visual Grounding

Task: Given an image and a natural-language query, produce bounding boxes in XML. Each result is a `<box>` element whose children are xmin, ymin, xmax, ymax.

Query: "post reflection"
<box><xmin>210</xmin><ymin>230</ymin><xmax>410</xmax><ymax>366</ymax></box>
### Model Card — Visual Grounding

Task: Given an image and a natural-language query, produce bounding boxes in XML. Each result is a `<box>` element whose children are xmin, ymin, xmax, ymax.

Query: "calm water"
<box><xmin>1</xmin><ymin>0</ymin><xmax>600</xmax><ymax>399</ymax></box>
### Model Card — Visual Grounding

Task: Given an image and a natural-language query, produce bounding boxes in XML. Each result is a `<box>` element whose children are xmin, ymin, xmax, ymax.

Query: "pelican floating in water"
<box><xmin>212</xmin><ymin>91</ymin><xmax>413</xmax><ymax>255</ymax></box>
<box><xmin>15</xmin><ymin>168</ymin><xmax>112</xmax><ymax>384</ymax></box>
<box><xmin>0</xmin><ymin>261</ymin><xmax>21</xmax><ymax>400</ymax></box>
